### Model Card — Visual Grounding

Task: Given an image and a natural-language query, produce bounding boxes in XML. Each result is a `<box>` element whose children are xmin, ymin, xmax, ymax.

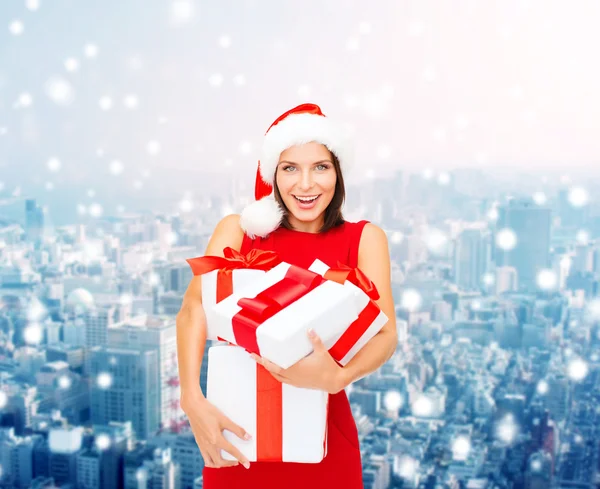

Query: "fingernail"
<box><xmin>243</xmin><ymin>462</ymin><xmax>250</xmax><ymax>469</ymax></box>
<box><xmin>307</xmin><ymin>328</ymin><xmax>315</xmax><ymax>337</ymax></box>
<box><xmin>244</xmin><ymin>433</ymin><xmax>252</xmax><ymax>440</ymax></box>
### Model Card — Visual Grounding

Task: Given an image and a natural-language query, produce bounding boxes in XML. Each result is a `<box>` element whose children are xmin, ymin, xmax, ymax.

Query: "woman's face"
<box><xmin>275</xmin><ymin>142</ymin><xmax>337</xmax><ymax>227</ymax></box>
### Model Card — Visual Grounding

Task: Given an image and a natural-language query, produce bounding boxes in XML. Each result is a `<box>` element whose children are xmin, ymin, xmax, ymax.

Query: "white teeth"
<box><xmin>294</xmin><ymin>195</ymin><xmax>319</xmax><ymax>202</ymax></box>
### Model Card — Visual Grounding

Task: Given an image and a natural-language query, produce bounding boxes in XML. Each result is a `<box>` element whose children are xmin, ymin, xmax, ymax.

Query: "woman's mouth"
<box><xmin>292</xmin><ymin>194</ymin><xmax>321</xmax><ymax>209</ymax></box>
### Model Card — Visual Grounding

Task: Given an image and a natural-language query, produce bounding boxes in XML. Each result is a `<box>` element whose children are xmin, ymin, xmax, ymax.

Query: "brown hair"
<box><xmin>273</xmin><ymin>151</ymin><xmax>346</xmax><ymax>233</ymax></box>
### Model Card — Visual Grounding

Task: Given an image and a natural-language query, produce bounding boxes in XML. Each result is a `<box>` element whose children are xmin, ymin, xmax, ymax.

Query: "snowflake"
<box><xmin>567</xmin><ymin>358</ymin><xmax>588</xmax><ymax>382</ymax></box>
<box><xmin>452</xmin><ymin>436</ymin><xmax>471</xmax><ymax>460</ymax></box>
<box><xmin>64</xmin><ymin>58</ymin><xmax>79</xmax><ymax>72</ymax></box>
<box><xmin>98</xmin><ymin>96</ymin><xmax>113</xmax><ymax>111</ymax></box>
<box><xmin>169</xmin><ymin>1</ymin><xmax>195</xmax><ymax>24</ymax></box>
<box><xmin>147</xmin><ymin>140</ymin><xmax>161</xmax><ymax>155</ymax></box>
<box><xmin>96</xmin><ymin>372</ymin><xmax>113</xmax><ymax>389</ymax></box>
<box><xmin>401</xmin><ymin>289</ymin><xmax>422</xmax><ymax>312</ymax></box>
<box><xmin>496</xmin><ymin>228</ymin><xmax>517</xmax><ymax>251</ymax></box>
<box><xmin>532</xmin><ymin>192</ymin><xmax>547</xmax><ymax>205</ymax></box>
<box><xmin>26</xmin><ymin>0</ymin><xmax>40</xmax><ymax>11</ymax></box>
<box><xmin>24</xmin><ymin>324</ymin><xmax>43</xmax><ymax>345</ymax></box>
<box><xmin>45</xmin><ymin>76</ymin><xmax>74</xmax><ymax>105</ymax></box>
<box><xmin>383</xmin><ymin>390</ymin><xmax>403</xmax><ymax>411</ymax></box>
<box><xmin>536</xmin><ymin>269</ymin><xmax>558</xmax><ymax>291</ymax></box>
<box><xmin>208</xmin><ymin>73</ymin><xmax>224</xmax><ymax>87</ymax></box>
<box><xmin>536</xmin><ymin>380</ymin><xmax>549</xmax><ymax>395</ymax></box>
<box><xmin>568</xmin><ymin>187</ymin><xmax>589</xmax><ymax>207</ymax></box>
<box><xmin>95</xmin><ymin>433</ymin><xmax>111</xmax><ymax>451</ymax></box>
<box><xmin>346</xmin><ymin>37</ymin><xmax>359</xmax><ymax>51</ymax></box>
<box><xmin>390</xmin><ymin>231</ymin><xmax>404</xmax><ymax>244</ymax></box>
<box><xmin>123</xmin><ymin>94</ymin><xmax>139</xmax><ymax>109</ymax></box>
<box><xmin>89</xmin><ymin>203</ymin><xmax>103</xmax><ymax>218</ymax></box>
<box><xmin>16</xmin><ymin>92</ymin><xmax>33</xmax><ymax>108</ymax></box>
<box><xmin>218</xmin><ymin>35</ymin><xmax>232</xmax><ymax>48</ymax></box>
<box><xmin>84</xmin><ymin>43</ymin><xmax>99</xmax><ymax>58</ymax></box>
<box><xmin>47</xmin><ymin>157</ymin><xmax>62</xmax><ymax>172</ymax></box>
<box><xmin>109</xmin><ymin>160</ymin><xmax>124</xmax><ymax>175</ymax></box>
<box><xmin>413</xmin><ymin>395</ymin><xmax>434</xmax><ymax>417</ymax></box>
<box><xmin>58</xmin><ymin>375</ymin><xmax>72</xmax><ymax>389</ymax></box>
<box><xmin>575</xmin><ymin>230</ymin><xmax>589</xmax><ymax>245</ymax></box>
<box><xmin>9</xmin><ymin>20</ymin><xmax>24</xmax><ymax>36</ymax></box>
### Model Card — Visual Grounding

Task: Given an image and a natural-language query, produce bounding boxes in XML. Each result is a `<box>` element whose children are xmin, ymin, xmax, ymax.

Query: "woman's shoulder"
<box><xmin>205</xmin><ymin>214</ymin><xmax>245</xmax><ymax>256</ymax></box>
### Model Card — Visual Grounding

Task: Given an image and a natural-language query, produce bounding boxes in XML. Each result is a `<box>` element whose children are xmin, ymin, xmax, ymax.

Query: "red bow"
<box><xmin>232</xmin><ymin>266</ymin><xmax>325</xmax><ymax>355</ymax></box>
<box><xmin>185</xmin><ymin>247</ymin><xmax>282</xmax><ymax>302</ymax></box>
<box><xmin>323</xmin><ymin>261</ymin><xmax>380</xmax><ymax>300</ymax></box>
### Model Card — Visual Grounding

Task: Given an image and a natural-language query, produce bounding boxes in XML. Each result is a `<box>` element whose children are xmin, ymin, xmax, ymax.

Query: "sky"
<box><xmin>0</xmin><ymin>0</ymin><xmax>599</xmax><ymax>221</ymax></box>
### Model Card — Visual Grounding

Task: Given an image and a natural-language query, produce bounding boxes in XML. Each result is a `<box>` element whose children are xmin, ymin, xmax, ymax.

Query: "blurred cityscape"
<box><xmin>1</xmin><ymin>168</ymin><xmax>600</xmax><ymax>489</ymax></box>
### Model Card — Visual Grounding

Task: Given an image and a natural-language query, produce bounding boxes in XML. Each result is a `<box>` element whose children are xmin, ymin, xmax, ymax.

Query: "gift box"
<box><xmin>208</xmin><ymin>258</ymin><xmax>389</xmax><ymax>369</ymax></box>
<box><xmin>208</xmin><ymin>261</ymin><xmax>362</xmax><ymax>369</ymax></box>
<box><xmin>207</xmin><ymin>344</ymin><xmax>328</xmax><ymax>463</ymax></box>
<box><xmin>185</xmin><ymin>247</ymin><xmax>282</xmax><ymax>336</ymax></box>
<box><xmin>308</xmin><ymin>260</ymin><xmax>389</xmax><ymax>366</ymax></box>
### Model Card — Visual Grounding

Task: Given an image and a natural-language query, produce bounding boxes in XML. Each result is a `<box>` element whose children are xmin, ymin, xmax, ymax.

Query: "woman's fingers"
<box><xmin>199</xmin><ymin>446</ymin><xmax>215</xmax><ymax>468</ymax></box>
<box><xmin>220</xmin><ymin>439</ymin><xmax>251</xmax><ymax>469</ymax></box>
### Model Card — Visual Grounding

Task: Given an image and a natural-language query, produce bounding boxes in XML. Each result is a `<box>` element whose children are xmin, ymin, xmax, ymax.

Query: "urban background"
<box><xmin>1</xmin><ymin>1</ymin><xmax>600</xmax><ymax>488</ymax></box>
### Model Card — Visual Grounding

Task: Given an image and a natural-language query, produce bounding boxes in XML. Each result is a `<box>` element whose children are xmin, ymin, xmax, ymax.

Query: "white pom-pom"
<box><xmin>239</xmin><ymin>197</ymin><xmax>284</xmax><ymax>238</ymax></box>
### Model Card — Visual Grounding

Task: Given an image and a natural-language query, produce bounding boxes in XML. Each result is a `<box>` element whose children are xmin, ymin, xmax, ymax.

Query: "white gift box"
<box><xmin>201</xmin><ymin>269</ymin><xmax>267</xmax><ymax>338</ymax></box>
<box><xmin>308</xmin><ymin>260</ymin><xmax>389</xmax><ymax>366</ymax></box>
<box><xmin>209</xmin><ymin>262</ymin><xmax>361</xmax><ymax>369</ymax></box>
<box><xmin>207</xmin><ymin>345</ymin><xmax>328</xmax><ymax>463</ymax></box>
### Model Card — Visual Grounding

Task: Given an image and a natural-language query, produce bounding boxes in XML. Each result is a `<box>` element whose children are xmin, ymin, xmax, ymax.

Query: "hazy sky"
<box><xmin>1</xmin><ymin>0</ymin><xmax>599</xmax><ymax>207</ymax></box>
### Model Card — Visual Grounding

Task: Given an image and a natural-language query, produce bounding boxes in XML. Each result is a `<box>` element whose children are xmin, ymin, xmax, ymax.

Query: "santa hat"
<box><xmin>240</xmin><ymin>103</ymin><xmax>352</xmax><ymax>238</ymax></box>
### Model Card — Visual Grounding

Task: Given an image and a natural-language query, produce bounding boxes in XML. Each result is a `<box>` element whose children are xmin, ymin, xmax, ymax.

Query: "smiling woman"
<box><xmin>273</xmin><ymin>142</ymin><xmax>346</xmax><ymax>234</ymax></box>
<box><xmin>179</xmin><ymin>103</ymin><xmax>396</xmax><ymax>489</ymax></box>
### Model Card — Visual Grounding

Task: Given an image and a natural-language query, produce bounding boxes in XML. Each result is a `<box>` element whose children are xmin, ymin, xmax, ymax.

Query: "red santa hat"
<box><xmin>240</xmin><ymin>103</ymin><xmax>352</xmax><ymax>238</ymax></box>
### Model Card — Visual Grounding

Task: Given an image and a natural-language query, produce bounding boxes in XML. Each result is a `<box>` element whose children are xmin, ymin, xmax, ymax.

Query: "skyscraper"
<box><xmin>494</xmin><ymin>199</ymin><xmax>551</xmax><ymax>292</ymax></box>
<box><xmin>89</xmin><ymin>347</ymin><xmax>159</xmax><ymax>439</ymax></box>
<box><xmin>454</xmin><ymin>228</ymin><xmax>491</xmax><ymax>291</ymax></box>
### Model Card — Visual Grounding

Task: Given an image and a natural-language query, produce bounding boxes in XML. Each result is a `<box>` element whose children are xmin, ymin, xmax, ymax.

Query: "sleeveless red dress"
<box><xmin>202</xmin><ymin>220</ymin><xmax>369</xmax><ymax>489</ymax></box>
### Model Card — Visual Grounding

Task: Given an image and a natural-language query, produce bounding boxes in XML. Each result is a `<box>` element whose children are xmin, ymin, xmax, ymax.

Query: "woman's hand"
<box><xmin>250</xmin><ymin>329</ymin><xmax>347</xmax><ymax>394</ymax></box>
<box><xmin>180</xmin><ymin>389</ymin><xmax>252</xmax><ymax>469</ymax></box>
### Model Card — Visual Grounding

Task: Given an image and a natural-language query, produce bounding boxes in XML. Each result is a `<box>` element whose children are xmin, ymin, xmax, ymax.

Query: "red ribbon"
<box><xmin>256</xmin><ymin>363</ymin><xmax>283</xmax><ymax>461</ymax></box>
<box><xmin>322</xmin><ymin>262</ymin><xmax>383</xmax><ymax>363</ymax></box>
<box><xmin>328</xmin><ymin>300</ymin><xmax>381</xmax><ymax>363</ymax></box>
<box><xmin>232</xmin><ymin>266</ymin><xmax>325</xmax><ymax>355</ymax></box>
<box><xmin>185</xmin><ymin>247</ymin><xmax>282</xmax><ymax>303</ymax></box>
<box><xmin>323</xmin><ymin>261</ymin><xmax>380</xmax><ymax>300</ymax></box>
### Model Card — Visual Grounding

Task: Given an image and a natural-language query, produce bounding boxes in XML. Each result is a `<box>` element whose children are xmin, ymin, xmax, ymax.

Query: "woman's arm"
<box><xmin>336</xmin><ymin>223</ymin><xmax>398</xmax><ymax>389</ymax></box>
<box><xmin>176</xmin><ymin>214</ymin><xmax>245</xmax><ymax>402</ymax></box>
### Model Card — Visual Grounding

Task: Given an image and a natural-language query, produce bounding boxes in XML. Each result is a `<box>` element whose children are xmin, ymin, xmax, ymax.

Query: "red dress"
<box><xmin>202</xmin><ymin>220</ymin><xmax>369</xmax><ymax>489</ymax></box>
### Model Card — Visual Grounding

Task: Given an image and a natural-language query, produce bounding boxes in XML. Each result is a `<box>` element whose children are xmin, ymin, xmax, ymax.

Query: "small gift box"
<box><xmin>308</xmin><ymin>259</ymin><xmax>389</xmax><ymax>366</ymax></box>
<box><xmin>208</xmin><ymin>261</ymin><xmax>361</xmax><ymax>369</ymax></box>
<box><xmin>207</xmin><ymin>344</ymin><xmax>328</xmax><ymax>463</ymax></box>
<box><xmin>185</xmin><ymin>247</ymin><xmax>282</xmax><ymax>335</ymax></box>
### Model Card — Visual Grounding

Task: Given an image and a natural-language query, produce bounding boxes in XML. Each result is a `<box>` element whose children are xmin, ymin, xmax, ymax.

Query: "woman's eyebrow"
<box><xmin>278</xmin><ymin>159</ymin><xmax>332</xmax><ymax>165</ymax></box>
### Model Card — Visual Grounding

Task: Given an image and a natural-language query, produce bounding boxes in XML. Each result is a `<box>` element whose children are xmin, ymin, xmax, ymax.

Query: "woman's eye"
<box><xmin>316</xmin><ymin>164</ymin><xmax>329</xmax><ymax>171</ymax></box>
<box><xmin>283</xmin><ymin>166</ymin><xmax>295</xmax><ymax>172</ymax></box>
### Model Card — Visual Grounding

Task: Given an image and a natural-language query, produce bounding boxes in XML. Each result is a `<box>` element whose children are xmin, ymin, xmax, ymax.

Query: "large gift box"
<box><xmin>208</xmin><ymin>259</ymin><xmax>388</xmax><ymax>369</ymax></box>
<box><xmin>308</xmin><ymin>260</ymin><xmax>389</xmax><ymax>366</ymax></box>
<box><xmin>207</xmin><ymin>344</ymin><xmax>328</xmax><ymax>463</ymax></box>
<box><xmin>185</xmin><ymin>247</ymin><xmax>282</xmax><ymax>333</ymax></box>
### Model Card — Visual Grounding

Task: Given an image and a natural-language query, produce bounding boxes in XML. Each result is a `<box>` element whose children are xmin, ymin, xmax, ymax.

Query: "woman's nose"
<box><xmin>298</xmin><ymin>171</ymin><xmax>313</xmax><ymax>189</ymax></box>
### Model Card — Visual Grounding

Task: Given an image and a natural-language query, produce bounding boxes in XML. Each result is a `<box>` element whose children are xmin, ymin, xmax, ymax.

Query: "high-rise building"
<box><xmin>494</xmin><ymin>199</ymin><xmax>551</xmax><ymax>292</ymax></box>
<box><xmin>495</xmin><ymin>266</ymin><xmax>518</xmax><ymax>295</ymax></box>
<box><xmin>108</xmin><ymin>315</ymin><xmax>181</xmax><ymax>433</ymax></box>
<box><xmin>25</xmin><ymin>199</ymin><xmax>44</xmax><ymax>243</ymax></box>
<box><xmin>454</xmin><ymin>228</ymin><xmax>491</xmax><ymax>291</ymax></box>
<box><xmin>89</xmin><ymin>347</ymin><xmax>159</xmax><ymax>440</ymax></box>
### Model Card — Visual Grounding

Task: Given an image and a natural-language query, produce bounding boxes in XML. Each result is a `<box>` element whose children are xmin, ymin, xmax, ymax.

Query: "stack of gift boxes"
<box><xmin>186</xmin><ymin>247</ymin><xmax>388</xmax><ymax>463</ymax></box>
